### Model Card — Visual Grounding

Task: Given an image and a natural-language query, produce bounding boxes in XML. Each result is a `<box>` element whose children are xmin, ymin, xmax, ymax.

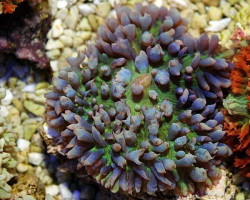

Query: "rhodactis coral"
<box><xmin>45</xmin><ymin>3</ymin><xmax>233</xmax><ymax>198</ymax></box>
<box><xmin>223</xmin><ymin>45</ymin><xmax>250</xmax><ymax>178</ymax></box>
<box><xmin>0</xmin><ymin>0</ymin><xmax>23</xmax><ymax>14</ymax></box>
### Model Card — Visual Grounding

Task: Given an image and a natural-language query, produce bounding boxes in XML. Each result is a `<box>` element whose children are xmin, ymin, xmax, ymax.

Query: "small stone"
<box><xmin>76</xmin><ymin>45</ymin><xmax>87</xmax><ymax>52</ymax></box>
<box><xmin>1</xmin><ymin>89</ymin><xmax>13</xmax><ymax>105</ymax></box>
<box><xmin>228</xmin><ymin>0</ymin><xmax>240</xmax><ymax>5</ymax></box>
<box><xmin>208</xmin><ymin>7</ymin><xmax>222</xmax><ymax>20</ymax></box>
<box><xmin>24</xmin><ymin>124</ymin><xmax>38</xmax><ymax>141</ymax></box>
<box><xmin>63</xmin><ymin>29</ymin><xmax>75</xmax><ymax>37</ymax></box>
<box><xmin>76</xmin><ymin>31</ymin><xmax>92</xmax><ymax>41</ymax></box>
<box><xmin>50</xmin><ymin>60</ymin><xmax>58</xmax><ymax>72</ymax></box>
<box><xmin>61</xmin><ymin>48</ymin><xmax>73</xmax><ymax>59</ymax></box>
<box><xmin>205</xmin><ymin>18</ymin><xmax>231</xmax><ymax>32</ymax></box>
<box><xmin>196</xmin><ymin>2</ymin><xmax>205</xmax><ymax>14</ymax></box>
<box><xmin>88</xmin><ymin>14</ymin><xmax>98</xmax><ymax>31</ymax></box>
<box><xmin>0</xmin><ymin>88</ymin><xmax>6</xmax><ymax>100</ymax></box>
<box><xmin>59</xmin><ymin>183</ymin><xmax>73</xmax><ymax>199</ymax></box>
<box><xmin>24</xmin><ymin>100</ymin><xmax>45</xmax><ymax>116</ymax></box>
<box><xmin>0</xmin><ymin>106</ymin><xmax>8</xmax><ymax>118</ymax></box>
<box><xmin>236</xmin><ymin>193</ymin><xmax>245</xmax><ymax>200</ymax></box>
<box><xmin>8</xmin><ymin>77</ymin><xmax>18</xmax><ymax>88</ymax></box>
<box><xmin>12</xmin><ymin>98</ymin><xmax>24</xmax><ymax>112</ymax></box>
<box><xmin>35</xmin><ymin>82</ymin><xmax>50</xmax><ymax>90</ymax></box>
<box><xmin>45</xmin><ymin>185</ymin><xmax>60</xmax><ymax>196</ymax></box>
<box><xmin>190</xmin><ymin>13</ymin><xmax>208</xmax><ymax>30</ymax></box>
<box><xmin>135</xmin><ymin>104</ymin><xmax>141</xmax><ymax>112</ymax></box>
<box><xmin>28</xmin><ymin>152</ymin><xmax>44</xmax><ymax>166</ymax></box>
<box><xmin>22</xmin><ymin>195</ymin><xmax>36</xmax><ymax>200</ymax></box>
<box><xmin>45</xmin><ymin>39</ymin><xmax>64</xmax><ymax>50</ymax></box>
<box><xmin>57</xmin><ymin>0</ymin><xmax>67</xmax><ymax>8</ymax></box>
<box><xmin>96</xmin><ymin>2</ymin><xmax>111</xmax><ymax>18</ymax></box>
<box><xmin>64</xmin><ymin>6</ymin><xmax>79</xmax><ymax>30</ymax></box>
<box><xmin>46</xmin><ymin>49</ymin><xmax>61</xmax><ymax>60</ymax></box>
<box><xmin>76</xmin><ymin>18</ymin><xmax>92</xmax><ymax>31</ymax></box>
<box><xmin>17</xmin><ymin>163</ymin><xmax>29</xmax><ymax>173</ymax></box>
<box><xmin>73</xmin><ymin>37</ymin><xmax>84</xmax><ymax>48</ymax></box>
<box><xmin>17</xmin><ymin>139</ymin><xmax>31</xmax><ymax>151</ymax></box>
<box><xmin>202</xmin><ymin>0</ymin><xmax>220</xmax><ymax>6</ymax></box>
<box><xmin>51</xmin><ymin>19</ymin><xmax>64</xmax><ymax>38</ymax></box>
<box><xmin>78</xmin><ymin>4</ymin><xmax>96</xmax><ymax>16</ymax></box>
<box><xmin>45</xmin><ymin>194</ymin><xmax>55</xmax><ymax>200</ymax></box>
<box><xmin>55</xmin><ymin>8</ymin><xmax>68</xmax><ymax>20</ymax></box>
<box><xmin>22</xmin><ymin>84</ymin><xmax>36</xmax><ymax>93</ymax></box>
<box><xmin>59</xmin><ymin>35</ymin><xmax>73</xmax><ymax>47</ymax></box>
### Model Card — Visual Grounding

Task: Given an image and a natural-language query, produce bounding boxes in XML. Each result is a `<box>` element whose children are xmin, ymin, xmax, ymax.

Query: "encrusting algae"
<box><xmin>44</xmin><ymin>3</ymin><xmax>235</xmax><ymax>199</ymax></box>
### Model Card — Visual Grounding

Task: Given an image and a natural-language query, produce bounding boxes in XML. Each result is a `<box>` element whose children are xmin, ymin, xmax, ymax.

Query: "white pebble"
<box><xmin>0</xmin><ymin>106</ymin><xmax>9</xmax><ymax>118</ymax></box>
<box><xmin>17</xmin><ymin>139</ymin><xmax>31</xmax><ymax>151</ymax></box>
<box><xmin>22</xmin><ymin>84</ymin><xmax>36</xmax><ymax>93</ymax></box>
<box><xmin>46</xmin><ymin>185</ymin><xmax>60</xmax><ymax>196</ymax></box>
<box><xmin>51</xmin><ymin>19</ymin><xmax>64</xmax><ymax>38</ymax></box>
<box><xmin>57</xmin><ymin>0</ymin><xmax>68</xmax><ymax>9</ymax></box>
<box><xmin>78</xmin><ymin>4</ymin><xmax>96</xmax><ymax>16</ymax></box>
<box><xmin>28</xmin><ymin>152</ymin><xmax>45</xmax><ymax>166</ymax></box>
<box><xmin>59</xmin><ymin>183</ymin><xmax>73</xmax><ymax>199</ymax></box>
<box><xmin>1</xmin><ymin>89</ymin><xmax>13</xmax><ymax>105</ymax></box>
<box><xmin>205</xmin><ymin>18</ymin><xmax>231</xmax><ymax>32</ymax></box>
<box><xmin>46</xmin><ymin>39</ymin><xmax>64</xmax><ymax>50</ymax></box>
<box><xmin>50</xmin><ymin>60</ymin><xmax>59</xmax><ymax>72</ymax></box>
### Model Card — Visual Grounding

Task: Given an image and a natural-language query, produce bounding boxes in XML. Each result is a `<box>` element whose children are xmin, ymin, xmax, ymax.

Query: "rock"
<box><xmin>45</xmin><ymin>193</ymin><xmax>55</xmax><ymax>200</ymax></box>
<box><xmin>76</xmin><ymin>31</ymin><xmax>92</xmax><ymax>41</ymax></box>
<box><xmin>63</xmin><ymin>29</ymin><xmax>75</xmax><ymax>37</ymax></box>
<box><xmin>46</xmin><ymin>49</ymin><xmax>61</xmax><ymax>60</ymax></box>
<box><xmin>8</xmin><ymin>77</ymin><xmax>18</xmax><ymax>88</ymax></box>
<box><xmin>8</xmin><ymin>107</ymin><xmax>21</xmax><ymax>126</ymax></box>
<box><xmin>45</xmin><ymin>185</ymin><xmax>60</xmax><ymax>196</ymax></box>
<box><xmin>22</xmin><ymin>84</ymin><xmax>36</xmax><ymax>93</ymax></box>
<box><xmin>0</xmin><ymin>88</ymin><xmax>6</xmax><ymax>100</ymax></box>
<box><xmin>24</xmin><ymin>123</ymin><xmax>38</xmax><ymax>141</ymax></box>
<box><xmin>96</xmin><ymin>2</ymin><xmax>111</xmax><ymax>18</ymax></box>
<box><xmin>73</xmin><ymin>37</ymin><xmax>84</xmax><ymax>48</ymax></box>
<box><xmin>0</xmin><ymin>106</ymin><xmax>9</xmax><ymax>118</ymax></box>
<box><xmin>57</xmin><ymin>0</ymin><xmax>68</xmax><ymax>9</ymax></box>
<box><xmin>17</xmin><ymin>163</ymin><xmax>29</xmax><ymax>173</ymax></box>
<box><xmin>35</xmin><ymin>82</ymin><xmax>50</xmax><ymax>90</ymax></box>
<box><xmin>22</xmin><ymin>195</ymin><xmax>36</xmax><ymax>200</ymax></box>
<box><xmin>78</xmin><ymin>4</ymin><xmax>96</xmax><ymax>16</ymax></box>
<box><xmin>202</xmin><ymin>0</ymin><xmax>220</xmax><ymax>6</ymax></box>
<box><xmin>50</xmin><ymin>60</ymin><xmax>59</xmax><ymax>72</ymax></box>
<box><xmin>88</xmin><ymin>14</ymin><xmax>99</xmax><ymax>31</ymax></box>
<box><xmin>59</xmin><ymin>35</ymin><xmax>73</xmax><ymax>47</ymax></box>
<box><xmin>76</xmin><ymin>18</ymin><xmax>92</xmax><ymax>31</ymax></box>
<box><xmin>236</xmin><ymin>192</ymin><xmax>245</xmax><ymax>200</ymax></box>
<box><xmin>61</xmin><ymin>48</ymin><xmax>73</xmax><ymax>59</ymax></box>
<box><xmin>17</xmin><ymin>139</ymin><xmax>31</xmax><ymax>151</ymax></box>
<box><xmin>208</xmin><ymin>6</ymin><xmax>222</xmax><ymax>20</ymax></box>
<box><xmin>59</xmin><ymin>183</ymin><xmax>73</xmax><ymax>199</ymax></box>
<box><xmin>45</xmin><ymin>39</ymin><xmax>64</xmax><ymax>50</ymax></box>
<box><xmin>205</xmin><ymin>18</ymin><xmax>231</xmax><ymax>32</ymax></box>
<box><xmin>51</xmin><ymin>19</ymin><xmax>64</xmax><ymax>39</ymax></box>
<box><xmin>28</xmin><ymin>152</ymin><xmax>45</xmax><ymax>166</ymax></box>
<box><xmin>12</xmin><ymin>98</ymin><xmax>24</xmax><ymax>112</ymax></box>
<box><xmin>228</xmin><ymin>0</ymin><xmax>240</xmax><ymax>5</ymax></box>
<box><xmin>190</xmin><ymin>13</ymin><xmax>208</xmax><ymax>30</ymax></box>
<box><xmin>55</xmin><ymin>8</ymin><xmax>68</xmax><ymax>20</ymax></box>
<box><xmin>24</xmin><ymin>100</ymin><xmax>45</xmax><ymax>116</ymax></box>
<box><xmin>64</xmin><ymin>6</ymin><xmax>79</xmax><ymax>30</ymax></box>
<box><xmin>49</xmin><ymin>0</ymin><xmax>58</xmax><ymax>15</ymax></box>
<box><xmin>1</xmin><ymin>89</ymin><xmax>13</xmax><ymax>105</ymax></box>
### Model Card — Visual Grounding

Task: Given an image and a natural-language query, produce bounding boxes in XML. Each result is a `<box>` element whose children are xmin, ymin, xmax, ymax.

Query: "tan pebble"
<box><xmin>76</xmin><ymin>17</ymin><xmax>92</xmax><ymax>31</ymax></box>
<box><xmin>190</xmin><ymin>13</ymin><xmax>208</xmax><ymax>30</ymax></box>
<box><xmin>136</xmin><ymin>74</ymin><xmax>152</xmax><ymax>88</ymax></box>
<box><xmin>202</xmin><ymin>0</ymin><xmax>220</xmax><ymax>6</ymax></box>
<box><xmin>196</xmin><ymin>2</ymin><xmax>205</xmax><ymax>14</ymax></box>
<box><xmin>59</xmin><ymin>35</ymin><xmax>73</xmax><ymax>47</ymax></box>
<box><xmin>16</xmin><ymin>163</ymin><xmax>29</xmax><ymax>173</ymax></box>
<box><xmin>208</xmin><ymin>7</ymin><xmax>222</xmax><ymax>20</ymax></box>
<box><xmin>88</xmin><ymin>14</ymin><xmax>98</xmax><ymax>31</ymax></box>
<box><xmin>96</xmin><ymin>2</ymin><xmax>111</xmax><ymax>18</ymax></box>
<box><xmin>12</xmin><ymin>98</ymin><xmax>24</xmax><ymax>112</ymax></box>
<box><xmin>46</xmin><ymin>49</ymin><xmax>61</xmax><ymax>60</ymax></box>
<box><xmin>23</xmin><ymin>100</ymin><xmax>45</xmax><ymax>116</ymax></box>
<box><xmin>8</xmin><ymin>77</ymin><xmax>18</xmax><ymax>88</ymax></box>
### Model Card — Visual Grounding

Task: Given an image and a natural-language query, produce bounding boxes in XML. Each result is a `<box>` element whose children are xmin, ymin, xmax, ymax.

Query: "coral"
<box><xmin>0</xmin><ymin>0</ymin><xmax>23</xmax><ymax>14</ymax></box>
<box><xmin>45</xmin><ymin>3</ymin><xmax>233</xmax><ymax>198</ymax></box>
<box><xmin>0</xmin><ymin>1</ymin><xmax>51</xmax><ymax>68</ymax></box>
<box><xmin>0</xmin><ymin>115</ymin><xmax>18</xmax><ymax>199</ymax></box>
<box><xmin>223</xmin><ymin>44</ymin><xmax>250</xmax><ymax>178</ymax></box>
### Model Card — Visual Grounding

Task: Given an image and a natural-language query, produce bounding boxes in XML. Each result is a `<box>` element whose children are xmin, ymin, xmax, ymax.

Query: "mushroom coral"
<box><xmin>223</xmin><ymin>44</ymin><xmax>250</xmax><ymax>178</ymax></box>
<box><xmin>45</xmin><ymin>3</ymin><xmax>233</xmax><ymax>198</ymax></box>
<box><xmin>0</xmin><ymin>0</ymin><xmax>23</xmax><ymax>14</ymax></box>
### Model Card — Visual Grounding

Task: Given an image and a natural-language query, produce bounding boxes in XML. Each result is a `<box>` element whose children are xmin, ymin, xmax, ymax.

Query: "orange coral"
<box><xmin>223</xmin><ymin>44</ymin><xmax>250</xmax><ymax>178</ymax></box>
